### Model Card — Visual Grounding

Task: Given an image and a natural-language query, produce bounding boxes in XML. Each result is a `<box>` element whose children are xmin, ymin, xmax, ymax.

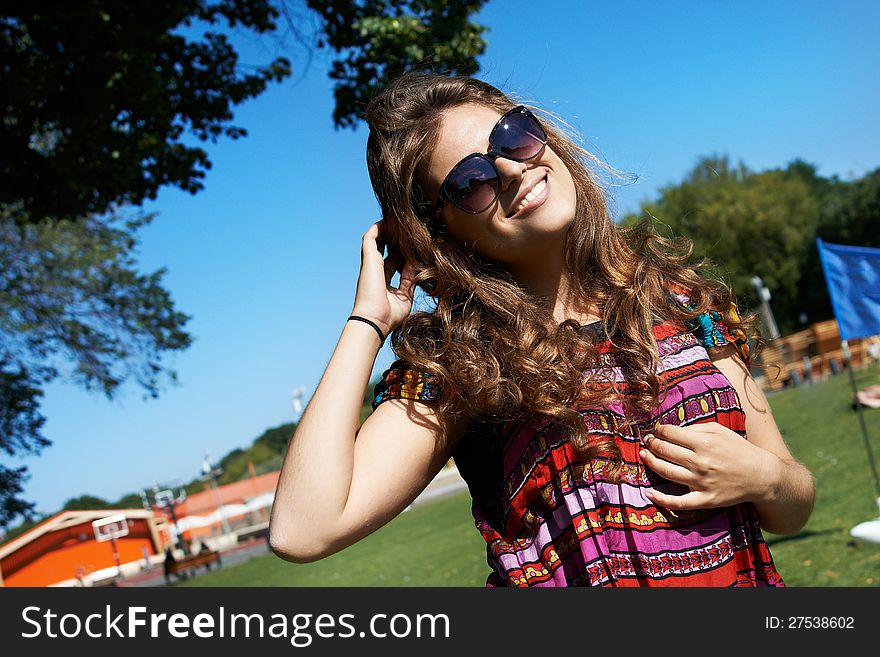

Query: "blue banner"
<box><xmin>817</xmin><ymin>238</ymin><xmax>880</xmax><ymax>341</ymax></box>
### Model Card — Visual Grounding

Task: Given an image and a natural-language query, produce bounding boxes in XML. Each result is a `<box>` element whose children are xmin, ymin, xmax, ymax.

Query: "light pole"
<box><xmin>750</xmin><ymin>275</ymin><xmax>781</xmax><ymax>340</ymax></box>
<box><xmin>202</xmin><ymin>451</ymin><xmax>231</xmax><ymax>536</ymax></box>
<box><xmin>291</xmin><ymin>385</ymin><xmax>305</xmax><ymax>419</ymax></box>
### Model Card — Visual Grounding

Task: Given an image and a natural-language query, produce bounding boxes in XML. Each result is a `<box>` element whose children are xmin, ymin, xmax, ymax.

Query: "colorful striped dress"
<box><xmin>372</xmin><ymin>295</ymin><xmax>784</xmax><ymax>587</ymax></box>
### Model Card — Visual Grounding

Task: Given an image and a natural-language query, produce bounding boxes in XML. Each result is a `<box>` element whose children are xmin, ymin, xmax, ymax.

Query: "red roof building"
<box><xmin>175</xmin><ymin>470</ymin><xmax>278</xmax><ymax>541</ymax></box>
<box><xmin>0</xmin><ymin>509</ymin><xmax>169</xmax><ymax>587</ymax></box>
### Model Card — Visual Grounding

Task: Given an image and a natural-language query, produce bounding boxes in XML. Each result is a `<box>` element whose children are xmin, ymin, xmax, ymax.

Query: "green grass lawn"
<box><xmin>179</xmin><ymin>488</ymin><xmax>489</xmax><ymax>587</ymax></box>
<box><xmin>181</xmin><ymin>364</ymin><xmax>880</xmax><ymax>587</ymax></box>
<box><xmin>761</xmin><ymin>364</ymin><xmax>880</xmax><ymax>586</ymax></box>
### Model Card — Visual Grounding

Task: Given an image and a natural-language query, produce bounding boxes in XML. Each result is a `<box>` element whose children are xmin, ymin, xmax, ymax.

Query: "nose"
<box><xmin>493</xmin><ymin>156</ymin><xmax>527</xmax><ymax>189</ymax></box>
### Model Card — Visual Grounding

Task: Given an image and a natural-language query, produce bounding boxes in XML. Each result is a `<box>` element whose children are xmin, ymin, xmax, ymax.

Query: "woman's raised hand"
<box><xmin>351</xmin><ymin>220</ymin><xmax>417</xmax><ymax>337</ymax></box>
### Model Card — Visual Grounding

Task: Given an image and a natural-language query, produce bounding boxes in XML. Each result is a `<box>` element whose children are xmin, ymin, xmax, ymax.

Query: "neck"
<box><xmin>507</xmin><ymin>240</ymin><xmax>600</xmax><ymax>325</ymax></box>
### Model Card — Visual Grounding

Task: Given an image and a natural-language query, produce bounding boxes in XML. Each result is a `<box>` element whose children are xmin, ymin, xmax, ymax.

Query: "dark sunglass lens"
<box><xmin>494</xmin><ymin>110</ymin><xmax>546</xmax><ymax>160</ymax></box>
<box><xmin>445</xmin><ymin>157</ymin><xmax>500</xmax><ymax>213</ymax></box>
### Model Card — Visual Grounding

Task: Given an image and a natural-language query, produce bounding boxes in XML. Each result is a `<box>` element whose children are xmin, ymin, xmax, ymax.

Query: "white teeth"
<box><xmin>516</xmin><ymin>178</ymin><xmax>547</xmax><ymax>211</ymax></box>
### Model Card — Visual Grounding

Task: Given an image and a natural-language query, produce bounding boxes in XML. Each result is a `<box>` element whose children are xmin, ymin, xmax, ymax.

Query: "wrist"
<box><xmin>346</xmin><ymin>314</ymin><xmax>386</xmax><ymax>346</ymax></box>
<box><xmin>350</xmin><ymin>307</ymin><xmax>392</xmax><ymax>337</ymax></box>
<box><xmin>754</xmin><ymin>452</ymin><xmax>784</xmax><ymax>505</ymax></box>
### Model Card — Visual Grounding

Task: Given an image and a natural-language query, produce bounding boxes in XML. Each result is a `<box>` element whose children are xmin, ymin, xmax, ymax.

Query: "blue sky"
<box><xmin>12</xmin><ymin>1</ymin><xmax>880</xmax><ymax>517</ymax></box>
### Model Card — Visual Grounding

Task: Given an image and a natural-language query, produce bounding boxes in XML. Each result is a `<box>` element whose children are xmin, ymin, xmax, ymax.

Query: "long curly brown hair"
<box><xmin>365</xmin><ymin>71</ymin><xmax>759</xmax><ymax>471</ymax></box>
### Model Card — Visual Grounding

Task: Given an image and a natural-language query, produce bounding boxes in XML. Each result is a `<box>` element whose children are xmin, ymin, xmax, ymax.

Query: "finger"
<box><xmin>656</xmin><ymin>423</ymin><xmax>741</xmax><ymax>454</ymax></box>
<box><xmin>364</xmin><ymin>220</ymin><xmax>381</xmax><ymax>240</ymax></box>
<box><xmin>644</xmin><ymin>489</ymin><xmax>708</xmax><ymax>512</ymax></box>
<box><xmin>362</xmin><ymin>224</ymin><xmax>386</xmax><ymax>264</ymax></box>
<box><xmin>383</xmin><ymin>252</ymin><xmax>403</xmax><ymax>284</ymax></box>
<box><xmin>652</xmin><ymin>423</ymin><xmax>708</xmax><ymax>448</ymax></box>
<box><xmin>362</xmin><ymin>222</ymin><xmax>380</xmax><ymax>250</ymax></box>
<box><xmin>395</xmin><ymin>282</ymin><xmax>415</xmax><ymax>303</ymax></box>
<box><xmin>656</xmin><ymin>420</ymin><xmax>723</xmax><ymax>435</ymax></box>
<box><xmin>640</xmin><ymin>448</ymin><xmax>697</xmax><ymax>486</ymax></box>
<box><xmin>643</xmin><ymin>433</ymin><xmax>695</xmax><ymax>463</ymax></box>
<box><xmin>398</xmin><ymin>260</ymin><xmax>417</xmax><ymax>283</ymax></box>
<box><xmin>395</xmin><ymin>261</ymin><xmax>418</xmax><ymax>299</ymax></box>
<box><xmin>660</xmin><ymin>421</ymin><xmax>722</xmax><ymax>433</ymax></box>
<box><xmin>375</xmin><ymin>220</ymin><xmax>389</xmax><ymax>254</ymax></box>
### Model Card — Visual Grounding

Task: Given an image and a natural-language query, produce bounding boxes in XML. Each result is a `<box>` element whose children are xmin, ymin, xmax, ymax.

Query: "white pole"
<box><xmin>750</xmin><ymin>275</ymin><xmax>780</xmax><ymax>340</ymax></box>
<box><xmin>843</xmin><ymin>339</ymin><xmax>880</xmax><ymax>543</ymax></box>
<box><xmin>203</xmin><ymin>451</ymin><xmax>231</xmax><ymax>535</ymax></box>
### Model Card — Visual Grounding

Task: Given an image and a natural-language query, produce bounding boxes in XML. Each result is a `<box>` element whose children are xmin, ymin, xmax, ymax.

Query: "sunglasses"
<box><xmin>431</xmin><ymin>105</ymin><xmax>547</xmax><ymax>221</ymax></box>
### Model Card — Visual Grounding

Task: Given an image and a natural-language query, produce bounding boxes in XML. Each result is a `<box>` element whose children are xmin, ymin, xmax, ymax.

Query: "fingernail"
<box><xmin>639</xmin><ymin>449</ymin><xmax>647</xmax><ymax>459</ymax></box>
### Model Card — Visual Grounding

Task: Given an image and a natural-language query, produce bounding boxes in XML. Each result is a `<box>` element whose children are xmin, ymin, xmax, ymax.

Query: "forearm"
<box><xmin>752</xmin><ymin>455</ymin><xmax>816</xmax><ymax>535</ymax></box>
<box><xmin>708</xmin><ymin>347</ymin><xmax>817</xmax><ymax>535</ymax></box>
<box><xmin>269</xmin><ymin>320</ymin><xmax>382</xmax><ymax>557</ymax></box>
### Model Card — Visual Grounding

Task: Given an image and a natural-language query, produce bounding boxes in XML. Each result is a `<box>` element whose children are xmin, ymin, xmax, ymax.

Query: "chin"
<box><xmin>529</xmin><ymin>203</ymin><xmax>576</xmax><ymax>233</ymax></box>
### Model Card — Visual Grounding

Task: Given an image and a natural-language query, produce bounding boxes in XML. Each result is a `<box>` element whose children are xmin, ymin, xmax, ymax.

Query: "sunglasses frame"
<box><xmin>431</xmin><ymin>105</ymin><xmax>547</xmax><ymax>223</ymax></box>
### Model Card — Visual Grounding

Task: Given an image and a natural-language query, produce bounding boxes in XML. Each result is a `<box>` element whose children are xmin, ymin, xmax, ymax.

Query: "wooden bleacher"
<box><xmin>755</xmin><ymin>318</ymin><xmax>876</xmax><ymax>391</ymax></box>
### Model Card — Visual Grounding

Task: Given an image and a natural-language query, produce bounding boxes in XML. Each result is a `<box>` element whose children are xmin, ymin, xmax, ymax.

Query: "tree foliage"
<box><xmin>1</xmin><ymin>212</ymin><xmax>192</xmax><ymax>397</ymax></box>
<box><xmin>1</xmin><ymin>1</ymin><xmax>292</xmax><ymax>224</ymax></box>
<box><xmin>792</xmin><ymin>165</ymin><xmax>880</xmax><ymax>326</ymax></box>
<box><xmin>623</xmin><ymin>156</ymin><xmax>878</xmax><ymax>335</ymax></box>
<box><xmin>0</xmin><ymin>210</ymin><xmax>193</xmax><ymax>528</ymax></box>
<box><xmin>818</xmin><ymin>168</ymin><xmax>880</xmax><ymax>249</ymax></box>
<box><xmin>1</xmin><ymin>1</ymin><xmax>489</xmax><ymax>222</ymax></box>
<box><xmin>305</xmin><ymin>0</ymin><xmax>488</xmax><ymax>128</ymax></box>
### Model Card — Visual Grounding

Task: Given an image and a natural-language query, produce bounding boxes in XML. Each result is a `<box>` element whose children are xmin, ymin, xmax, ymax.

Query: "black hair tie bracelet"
<box><xmin>347</xmin><ymin>315</ymin><xmax>386</xmax><ymax>345</ymax></box>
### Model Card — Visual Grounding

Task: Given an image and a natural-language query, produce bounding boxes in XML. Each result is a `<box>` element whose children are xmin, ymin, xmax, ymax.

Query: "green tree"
<box><xmin>625</xmin><ymin>156</ymin><xmax>821</xmax><ymax>335</ymax></box>
<box><xmin>0</xmin><ymin>210</ymin><xmax>192</xmax><ymax>529</ymax></box>
<box><xmin>2</xmin><ymin>1</ymin><xmax>488</xmax><ymax>222</ymax></box>
<box><xmin>252</xmin><ymin>421</ymin><xmax>298</xmax><ymax>455</ymax></box>
<box><xmin>0</xmin><ymin>362</ymin><xmax>47</xmax><ymax>527</ymax></box>
<box><xmin>794</xmin><ymin>166</ymin><xmax>880</xmax><ymax>326</ymax></box>
<box><xmin>819</xmin><ymin>167</ymin><xmax>880</xmax><ymax>248</ymax></box>
<box><xmin>114</xmin><ymin>493</ymin><xmax>145</xmax><ymax>509</ymax></box>
<box><xmin>1</xmin><ymin>1</ymin><xmax>292</xmax><ymax>224</ymax></box>
<box><xmin>304</xmin><ymin>0</ymin><xmax>488</xmax><ymax>128</ymax></box>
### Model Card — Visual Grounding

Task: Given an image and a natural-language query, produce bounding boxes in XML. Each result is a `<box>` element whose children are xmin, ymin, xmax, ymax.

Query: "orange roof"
<box><xmin>0</xmin><ymin>508</ymin><xmax>161</xmax><ymax>560</ymax></box>
<box><xmin>179</xmin><ymin>470</ymin><xmax>279</xmax><ymax>516</ymax></box>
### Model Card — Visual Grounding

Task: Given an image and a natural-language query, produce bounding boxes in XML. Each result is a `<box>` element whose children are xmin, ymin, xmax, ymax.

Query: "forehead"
<box><xmin>424</xmin><ymin>103</ymin><xmax>504</xmax><ymax>190</ymax></box>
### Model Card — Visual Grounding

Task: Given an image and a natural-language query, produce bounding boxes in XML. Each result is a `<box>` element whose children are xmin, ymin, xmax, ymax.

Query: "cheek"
<box><xmin>444</xmin><ymin>214</ymin><xmax>490</xmax><ymax>247</ymax></box>
<box><xmin>442</xmin><ymin>213</ymin><xmax>507</xmax><ymax>257</ymax></box>
<box><xmin>555</xmin><ymin>163</ymin><xmax>577</xmax><ymax>198</ymax></box>
<box><xmin>552</xmin><ymin>172</ymin><xmax>578</xmax><ymax>216</ymax></box>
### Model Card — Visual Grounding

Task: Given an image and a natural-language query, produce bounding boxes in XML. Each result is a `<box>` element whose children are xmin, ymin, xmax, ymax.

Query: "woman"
<box><xmin>269</xmin><ymin>71</ymin><xmax>815</xmax><ymax>587</ymax></box>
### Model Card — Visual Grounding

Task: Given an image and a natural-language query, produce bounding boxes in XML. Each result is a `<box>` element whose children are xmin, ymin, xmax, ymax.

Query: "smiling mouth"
<box><xmin>509</xmin><ymin>174</ymin><xmax>549</xmax><ymax>219</ymax></box>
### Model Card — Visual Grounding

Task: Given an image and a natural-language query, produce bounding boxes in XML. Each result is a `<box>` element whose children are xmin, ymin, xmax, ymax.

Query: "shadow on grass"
<box><xmin>765</xmin><ymin>528</ymin><xmax>839</xmax><ymax>547</ymax></box>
